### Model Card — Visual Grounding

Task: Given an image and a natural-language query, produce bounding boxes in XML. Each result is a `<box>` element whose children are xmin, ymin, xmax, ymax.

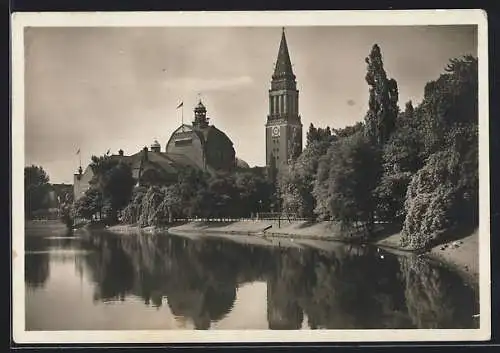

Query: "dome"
<box><xmin>150</xmin><ymin>139</ymin><xmax>161</xmax><ymax>152</ymax></box>
<box><xmin>236</xmin><ymin>157</ymin><xmax>250</xmax><ymax>169</ymax></box>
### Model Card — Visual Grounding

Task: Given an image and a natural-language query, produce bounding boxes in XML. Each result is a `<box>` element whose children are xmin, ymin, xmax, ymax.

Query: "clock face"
<box><xmin>272</xmin><ymin>126</ymin><xmax>280</xmax><ymax>137</ymax></box>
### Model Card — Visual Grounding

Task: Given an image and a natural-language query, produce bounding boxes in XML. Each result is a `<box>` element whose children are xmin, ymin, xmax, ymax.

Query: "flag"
<box><xmin>76</xmin><ymin>148</ymin><xmax>80</xmax><ymax>155</ymax></box>
<box><xmin>176</xmin><ymin>101</ymin><xmax>183</xmax><ymax>109</ymax></box>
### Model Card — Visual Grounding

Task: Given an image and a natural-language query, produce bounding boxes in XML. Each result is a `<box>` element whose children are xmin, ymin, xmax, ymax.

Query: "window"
<box><xmin>174</xmin><ymin>138</ymin><xmax>193</xmax><ymax>147</ymax></box>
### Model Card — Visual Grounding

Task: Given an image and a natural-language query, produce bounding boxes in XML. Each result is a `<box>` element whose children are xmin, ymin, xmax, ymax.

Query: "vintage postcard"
<box><xmin>12</xmin><ymin>10</ymin><xmax>490</xmax><ymax>344</ymax></box>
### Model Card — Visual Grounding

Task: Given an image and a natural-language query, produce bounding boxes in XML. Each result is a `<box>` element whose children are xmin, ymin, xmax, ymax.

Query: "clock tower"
<box><xmin>266</xmin><ymin>27</ymin><xmax>303</xmax><ymax>176</ymax></box>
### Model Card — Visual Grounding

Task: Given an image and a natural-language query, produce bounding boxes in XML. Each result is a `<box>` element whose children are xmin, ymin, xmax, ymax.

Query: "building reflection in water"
<box><xmin>38</xmin><ymin>228</ymin><xmax>478</xmax><ymax>330</ymax></box>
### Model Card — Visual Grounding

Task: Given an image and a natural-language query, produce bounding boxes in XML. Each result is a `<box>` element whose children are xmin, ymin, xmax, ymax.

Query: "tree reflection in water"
<box><xmin>25</xmin><ymin>226</ymin><xmax>75</xmax><ymax>289</ymax></box>
<box><xmin>77</xmin><ymin>231</ymin><xmax>478</xmax><ymax>330</ymax></box>
<box><xmin>398</xmin><ymin>256</ymin><xmax>479</xmax><ymax>329</ymax></box>
<box><xmin>25</xmin><ymin>253</ymin><xmax>50</xmax><ymax>289</ymax></box>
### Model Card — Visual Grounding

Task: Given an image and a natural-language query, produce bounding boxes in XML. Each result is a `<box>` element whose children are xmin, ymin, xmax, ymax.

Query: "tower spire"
<box><xmin>273</xmin><ymin>27</ymin><xmax>295</xmax><ymax>80</ymax></box>
<box><xmin>266</xmin><ymin>27</ymin><xmax>302</xmax><ymax>175</ymax></box>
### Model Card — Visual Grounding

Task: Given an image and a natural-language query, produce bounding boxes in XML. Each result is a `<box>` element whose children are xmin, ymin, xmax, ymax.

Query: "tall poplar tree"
<box><xmin>364</xmin><ymin>44</ymin><xmax>399</xmax><ymax>145</ymax></box>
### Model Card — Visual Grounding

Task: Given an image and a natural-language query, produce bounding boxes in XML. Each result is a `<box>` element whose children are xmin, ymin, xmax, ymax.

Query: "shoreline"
<box><xmin>95</xmin><ymin>220</ymin><xmax>479</xmax><ymax>285</ymax></box>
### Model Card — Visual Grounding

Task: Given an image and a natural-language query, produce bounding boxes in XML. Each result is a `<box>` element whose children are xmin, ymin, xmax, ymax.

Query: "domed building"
<box><xmin>166</xmin><ymin>100</ymin><xmax>236</xmax><ymax>173</ymax></box>
<box><xmin>74</xmin><ymin>100</ymin><xmax>240</xmax><ymax>200</ymax></box>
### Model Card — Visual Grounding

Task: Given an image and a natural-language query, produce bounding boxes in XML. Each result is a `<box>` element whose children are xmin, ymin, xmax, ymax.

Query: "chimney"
<box><xmin>118</xmin><ymin>149</ymin><xmax>124</xmax><ymax>156</ymax></box>
<box><xmin>143</xmin><ymin>146</ymin><xmax>148</xmax><ymax>161</ymax></box>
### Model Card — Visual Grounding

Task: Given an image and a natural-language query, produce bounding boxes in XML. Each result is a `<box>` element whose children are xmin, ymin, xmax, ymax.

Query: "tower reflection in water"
<box><xmin>30</xmin><ymin>230</ymin><xmax>478</xmax><ymax>330</ymax></box>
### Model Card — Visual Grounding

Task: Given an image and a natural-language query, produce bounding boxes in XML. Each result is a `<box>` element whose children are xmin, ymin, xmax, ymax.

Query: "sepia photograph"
<box><xmin>12</xmin><ymin>10</ymin><xmax>490</xmax><ymax>344</ymax></box>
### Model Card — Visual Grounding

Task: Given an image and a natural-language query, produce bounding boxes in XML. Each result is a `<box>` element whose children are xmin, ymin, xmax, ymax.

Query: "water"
<box><xmin>25</xmin><ymin>221</ymin><xmax>479</xmax><ymax>331</ymax></box>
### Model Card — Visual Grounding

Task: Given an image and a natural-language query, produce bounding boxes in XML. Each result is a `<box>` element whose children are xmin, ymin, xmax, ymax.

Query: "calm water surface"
<box><xmin>25</xmin><ymin>221</ymin><xmax>479</xmax><ymax>330</ymax></box>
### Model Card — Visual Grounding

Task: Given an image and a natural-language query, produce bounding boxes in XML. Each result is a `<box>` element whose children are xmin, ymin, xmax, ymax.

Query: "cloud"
<box><xmin>163</xmin><ymin>76</ymin><xmax>254</xmax><ymax>92</ymax></box>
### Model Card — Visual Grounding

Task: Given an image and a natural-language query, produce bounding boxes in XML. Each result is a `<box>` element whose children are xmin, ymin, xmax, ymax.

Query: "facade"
<box><xmin>73</xmin><ymin>101</ymin><xmax>240</xmax><ymax>200</ymax></box>
<box><xmin>265</xmin><ymin>28</ymin><xmax>303</xmax><ymax>176</ymax></box>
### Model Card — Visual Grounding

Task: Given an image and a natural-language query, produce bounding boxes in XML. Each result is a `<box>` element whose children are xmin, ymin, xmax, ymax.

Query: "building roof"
<box><xmin>107</xmin><ymin>148</ymin><xmax>211</xmax><ymax>180</ymax></box>
<box><xmin>194</xmin><ymin>100</ymin><xmax>206</xmax><ymax>112</ymax></box>
<box><xmin>202</xmin><ymin>125</ymin><xmax>234</xmax><ymax>147</ymax></box>
<box><xmin>273</xmin><ymin>28</ymin><xmax>295</xmax><ymax>80</ymax></box>
<box><xmin>168</xmin><ymin>123</ymin><xmax>234</xmax><ymax>151</ymax></box>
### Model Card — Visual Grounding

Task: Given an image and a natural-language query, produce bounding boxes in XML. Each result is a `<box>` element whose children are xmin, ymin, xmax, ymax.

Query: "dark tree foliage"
<box><xmin>24</xmin><ymin>165</ymin><xmax>51</xmax><ymax>219</ymax></box>
<box><xmin>313</xmin><ymin>132</ymin><xmax>383</xmax><ymax>234</ymax></box>
<box><xmin>79</xmin><ymin>155</ymin><xmax>135</xmax><ymax>223</ymax></box>
<box><xmin>121</xmin><ymin>186</ymin><xmax>148</xmax><ymax>224</ymax></box>
<box><xmin>176</xmin><ymin>167</ymin><xmax>211</xmax><ymax>218</ymax></box>
<box><xmin>288</xmin><ymin>126</ymin><xmax>303</xmax><ymax>164</ymax></box>
<box><xmin>375</xmin><ymin>101</ymin><xmax>422</xmax><ymax>222</ymax></box>
<box><xmin>364</xmin><ymin>44</ymin><xmax>399</xmax><ymax>145</ymax></box>
<box><xmin>103</xmin><ymin>162</ymin><xmax>135</xmax><ymax>221</ymax></box>
<box><xmin>207</xmin><ymin>175</ymin><xmax>240</xmax><ymax>218</ymax></box>
<box><xmin>233</xmin><ymin>171</ymin><xmax>274</xmax><ymax>217</ymax></box>
<box><xmin>416</xmin><ymin>55</ymin><xmax>478</xmax><ymax>159</ymax></box>
<box><xmin>119</xmin><ymin>166</ymin><xmax>274</xmax><ymax>224</ymax></box>
<box><xmin>306</xmin><ymin>123</ymin><xmax>334</xmax><ymax>147</ymax></box>
<box><xmin>333</xmin><ymin>122</ymin><xmax>364</xmax><ymax>139</ymax></box>
<box><xmin>280</xmin><ymin>132</ymin><xmax>333</xmax><ymax>219</ymax></box>
<box><xmin>399</xmin><ymin>56</ymin><xmax>478</xmax><ymax>249</ymax></box>
<box><xmin>73</xmin><ymin>187</ymin><xmax>104</xmax><ymax>221</ymax></box>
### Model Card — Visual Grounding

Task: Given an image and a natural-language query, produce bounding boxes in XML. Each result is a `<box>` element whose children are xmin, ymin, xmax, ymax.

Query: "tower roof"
<box><xmin>273</xmin><ymin>28</ymin><xmax>295</xmax><ymax>80</ymax></box>
<box><xmin>194</xmin><ymin>100</ymin><xmax>206</xmax><ymax>112</ymax></box>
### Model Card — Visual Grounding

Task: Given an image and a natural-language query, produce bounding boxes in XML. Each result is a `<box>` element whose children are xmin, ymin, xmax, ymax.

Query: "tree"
<box><xmin>138</xmin><ymin>186</ymin><xmax>169</xmax><ymax>227</ymax></box>
<box><xmin>88</xmin><ymin>155</ymin><xmax>135</xmax><ymax>223</ymax></box>
<box><xmin>399</xmin><ymin>55</ymin><xmax>478</xmax><ymax>249</ymax></box>
<box><xmin>375</xmin><ymin>101</ymin><xmax>422</xmax><ymax>222</ymax></box>
<box><xmin>313</xmin><ymin>132</ymin><xmax>382</xmax><ymax>235</ymax></box>
<box><xmin>206</xmin><ymin>175</ymin><xmax>240</xmax><ymax>218</ymax></box>
<box><xmin>307</xmin><ymin>123</ymin><xmax>334</xmax><ymax>147</ymax></box>
<box><xmin>24</xmin><ymin>165</ymin><xmax>51</xmax><ymax>219</ymax></box>
<box><xmin>416</xmin><ymin>55</ymin><xmax>478</xmax><ymax>159</ymax></box>
<box><xmin>122</xmin><ymin>187</ymin><xmax>146</xmax><ymax>224</ymax></box>
<box><xmin>364</xmin><ymin>44</ymin><xmax>399</xmax><ymax>145</ymax></box>
<box><xmin>333</xmin><ymin>122</ymin><xmax>364</xmax><ymax>139</ymax></box>
<box><xmin>102</xmin><ymin>162</ymin><xmax>135</xmax><ymax>222</ymax></box>
<box><xmin>280</xmin><ymin>135</ymin><xmax>332</xmax><ymax>219</ymax></box>
<box><xmin>280</xmin><ymin>162</ymin><xmax>308</xmax><ymax>217</ymax></box>
<box><xmin>306</xmin><ymin>123</ymin><xmax>318</xmax><ymax>146</ymax></box>
<box><xmin>400</xmin><ymin>150</ymin><xmax>460</xmax><ymax>249</ymax></box>
<box><xmin>176</xmin><ymin>167</ymin><xmax>210</xmax><ymax>218</ymax></box>
<box><xmin>288</xmin><ymin>126</ymin><xmax>303</xmax><ymax>163</ymax></box>
<box><xmin>233</xmin><ymin>171</ymin><xmax>274</xmax><ymax>217</ymax></box>
<box><xmin>73</xmin><ymin>187</ymin><xmax>103</xmax><ymax>221</ymax></box>
<box><xmin>400</xmin><ymin>127</ymin><xmax>478</xmax><ymax>249</ymax></box>
<box><xmin>162</xmin><ymin>185</ymin><xmax>182</xmax><ymax>222</ymax></box>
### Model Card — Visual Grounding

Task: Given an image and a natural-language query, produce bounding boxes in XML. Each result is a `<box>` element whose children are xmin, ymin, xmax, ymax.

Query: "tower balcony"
<box><xmin>267</xmin><ymin>113</ymin><xmax>301</xmax><ymax>122</ymax></box>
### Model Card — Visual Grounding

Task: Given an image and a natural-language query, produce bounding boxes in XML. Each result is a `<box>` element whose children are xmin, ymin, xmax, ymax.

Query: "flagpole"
<box><xmin>76</xmin><ymin>148</ymin><xmax>81</xmax><ymax>169</ymax></box>
<box><xmin>176</xmin><ymin>100</ymin><xmax>184</xmax><ymax>130</ymax></box>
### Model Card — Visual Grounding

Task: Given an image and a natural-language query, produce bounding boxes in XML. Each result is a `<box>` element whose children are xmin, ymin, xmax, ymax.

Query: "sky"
<box><xmin>24</xmin><ymin>25</ymin><xmax>477</xmax><ymax>184</ymax></box>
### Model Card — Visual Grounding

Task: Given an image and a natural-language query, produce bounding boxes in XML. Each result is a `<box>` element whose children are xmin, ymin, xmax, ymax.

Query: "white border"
<box><xmin>11</xmin><ymin>10</ymin><xmax>490</xmax><ymax>344</ymax></box>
